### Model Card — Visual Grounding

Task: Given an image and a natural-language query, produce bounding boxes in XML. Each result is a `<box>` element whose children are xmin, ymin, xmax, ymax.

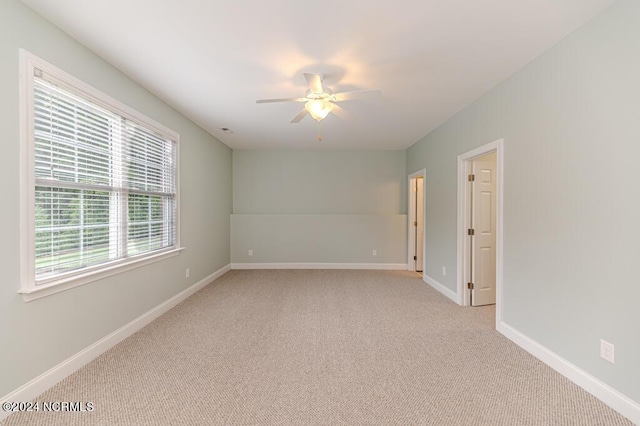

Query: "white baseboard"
<box><xmin>498</xmin><ymin>321</ymin><xmax>640</xmax><ymax>424</ymax></box>
<box><xmin>0</xmin><ymin>264</ymin><xmax>231</xmax><ymax>422</ymax></box>
<box><xmin>231</xmin><ymin>262</ymin><xmax>408</xmax><ymax>270</ymax></box>
<box><xmin>423</xmin><ymin>274</ymin><xmax>459</xmax><ymax>304</ymax></box>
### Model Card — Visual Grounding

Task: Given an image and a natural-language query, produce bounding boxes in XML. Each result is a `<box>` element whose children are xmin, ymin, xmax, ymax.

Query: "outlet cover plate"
<box><xmin>600</xmin><ymin>339</ymin><xmax>615</xmax><ymax>364</ymax></box>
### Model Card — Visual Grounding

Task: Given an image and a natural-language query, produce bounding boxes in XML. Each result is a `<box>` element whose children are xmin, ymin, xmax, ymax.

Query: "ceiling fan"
<box><xmin>256</xmin><ymin>73</ymin><xmax>381</xmax><ymax>123</ymax></box>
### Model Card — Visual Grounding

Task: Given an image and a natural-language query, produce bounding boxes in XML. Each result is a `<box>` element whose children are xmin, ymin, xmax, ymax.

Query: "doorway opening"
<box><xmin>457</xmin><ymin>140</ymin><xmax>504</xmax><ymax>325</ymax></box>
<box><xmin>408</xmin><ymin>169</ymin><xmax>426</xmax><ymax>275</ymax></box>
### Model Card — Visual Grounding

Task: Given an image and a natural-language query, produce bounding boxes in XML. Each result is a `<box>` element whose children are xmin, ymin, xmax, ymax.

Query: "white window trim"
<box><xmin>19</xmin><ymin>49</ymin><xmax>182</xmax><ymax>302</ymax></box>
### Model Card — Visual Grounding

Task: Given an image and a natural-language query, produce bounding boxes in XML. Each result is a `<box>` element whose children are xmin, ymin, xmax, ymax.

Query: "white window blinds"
<box><xmin>32</xmin><ymin>73</ymin><xmax>177</xmax><ymax>284</ymax></box>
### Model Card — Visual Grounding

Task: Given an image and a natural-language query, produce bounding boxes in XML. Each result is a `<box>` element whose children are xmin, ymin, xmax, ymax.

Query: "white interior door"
<box><xmin>416</xmin><ymin>177</ymin><xmax>424</xmax><ymax>272</ymax></box>
<box><xmin>471</xmin><ymin>153</ymin><xmax>496</xmax><ymax>306</ymax></box>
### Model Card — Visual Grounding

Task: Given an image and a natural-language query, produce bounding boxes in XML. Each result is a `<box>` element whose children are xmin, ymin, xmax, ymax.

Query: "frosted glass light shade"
<box><xmin>305</xmin><ymin>100</ymin><xmax>334</xmax><ymax>121</ymax></box>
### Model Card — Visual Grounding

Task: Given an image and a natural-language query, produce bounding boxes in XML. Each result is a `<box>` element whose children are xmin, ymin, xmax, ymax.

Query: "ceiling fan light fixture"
<box><xmin>305</xmin><ymin>100</ymin><xmax>334</xmax><ymax>121</ymax></box>
<box><xmin>256</xmin><ymin>73</ymin><xmax>380</xmax><ymax>125</ymax></box>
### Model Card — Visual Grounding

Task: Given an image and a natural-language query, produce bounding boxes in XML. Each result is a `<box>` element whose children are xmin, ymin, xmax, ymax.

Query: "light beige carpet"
<box><xmin>2</xmin><ymin>270</ymin><xmax>633</xmax><ymax>425</ymax></box>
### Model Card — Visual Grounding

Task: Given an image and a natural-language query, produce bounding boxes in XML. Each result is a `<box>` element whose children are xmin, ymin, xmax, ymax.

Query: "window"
<box><xmin>20</xmin><ymin>50</ymin><xmax>181</xmax><ymax>300</ymax></box>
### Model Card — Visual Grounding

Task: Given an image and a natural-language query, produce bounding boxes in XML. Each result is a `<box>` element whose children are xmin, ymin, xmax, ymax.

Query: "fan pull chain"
<box><xmin>317</xmin><ymin>120</ymin><xmax>322</xmax><ymax>142</ymax></box>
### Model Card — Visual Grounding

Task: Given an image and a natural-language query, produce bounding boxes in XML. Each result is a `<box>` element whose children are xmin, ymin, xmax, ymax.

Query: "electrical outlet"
<box><xmin>372</xmin><ymin>249</ymin><xmax>377</xmax><ymax>256</ymax></box>
<box><xmin>600</xmin><ymin>339</ymin><xmax>615</xmax><ymax>364</ymax></box>
<box><xmin>442</xmin><ymin>266</ymin><xmax>446</xmax><ymax>276</ymax></box>
<box><xmin>185</xmin><ymin>268</ymin><xmax>190</xmax><ymax>278</ymax></box>
<box><xmin>248</xmin><ymin>249</ymin><xmax>253</xmax><ymax>256</ymax></box>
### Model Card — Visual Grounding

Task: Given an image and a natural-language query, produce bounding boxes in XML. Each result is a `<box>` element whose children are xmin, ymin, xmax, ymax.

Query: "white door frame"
<box><xmin>408</xmin><ymin>169</ymin><xmax>426</xmax><ymax>272</ymax></box>
<box><xmin>456</xmin><ymin>139</ymin><xmax>504</xmax><ymax>324</ymax></box>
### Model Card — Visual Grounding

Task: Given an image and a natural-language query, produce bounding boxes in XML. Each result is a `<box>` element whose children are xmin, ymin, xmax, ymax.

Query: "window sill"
<box><xmin>19</xmin><ymin>247</ymin><xmax>185</xmax><ymax>302</ymax></box>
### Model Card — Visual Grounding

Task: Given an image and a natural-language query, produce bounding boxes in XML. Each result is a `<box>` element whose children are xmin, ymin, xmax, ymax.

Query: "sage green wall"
<box><xmin>232</xmin><ymin>150</ymin><xmax>407</xmax><ymax>264</ymax></box>
<box><xmin>0</xmin><ymin>0</ymin><xmax>232</xmax><ymax>398</ymax></box>
<box><xmin>231</xmin><ymin>214</ymin><xmax>407</xmax><ymax>264</ymax></box>
<box><xmin>407</xmin><ymin>0</ymin><xmax>639</xmax><ymax>405</ymax></box>
<box><xmin>233</xmin><ymin>150</ymin><xmax>406</xmax><ymax>214</ymax></box>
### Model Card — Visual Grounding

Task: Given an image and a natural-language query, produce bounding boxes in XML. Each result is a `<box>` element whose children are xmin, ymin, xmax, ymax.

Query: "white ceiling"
<box><xmin>21</xmin><ymin>0</ymin><xmax>617</xmax><ymax>150</ymax></box>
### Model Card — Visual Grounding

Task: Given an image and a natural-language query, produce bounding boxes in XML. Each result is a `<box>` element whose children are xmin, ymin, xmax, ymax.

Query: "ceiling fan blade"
<box><xmin>304</xmin><ymin>73</ymin><xmax>324</xmax><ymax>94</ymax></box>
<box><xmin>256</xmin><ymin>97</ymin><xmax>307</xmax><ymax>104</ymax></box>
<box><xmin>333</xmin><ymin>89</ymin><xmax>381</xmax><ymax>102</ymax></box>
<box><xmin>330</xmin><ymin>103</ymin><xmax>350</xmax><ymax>121</ymax></box>
<box><xmin>290</xmin><ymin>109</ymin><xmax>308</xmax><ymax>123</ymax></box>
